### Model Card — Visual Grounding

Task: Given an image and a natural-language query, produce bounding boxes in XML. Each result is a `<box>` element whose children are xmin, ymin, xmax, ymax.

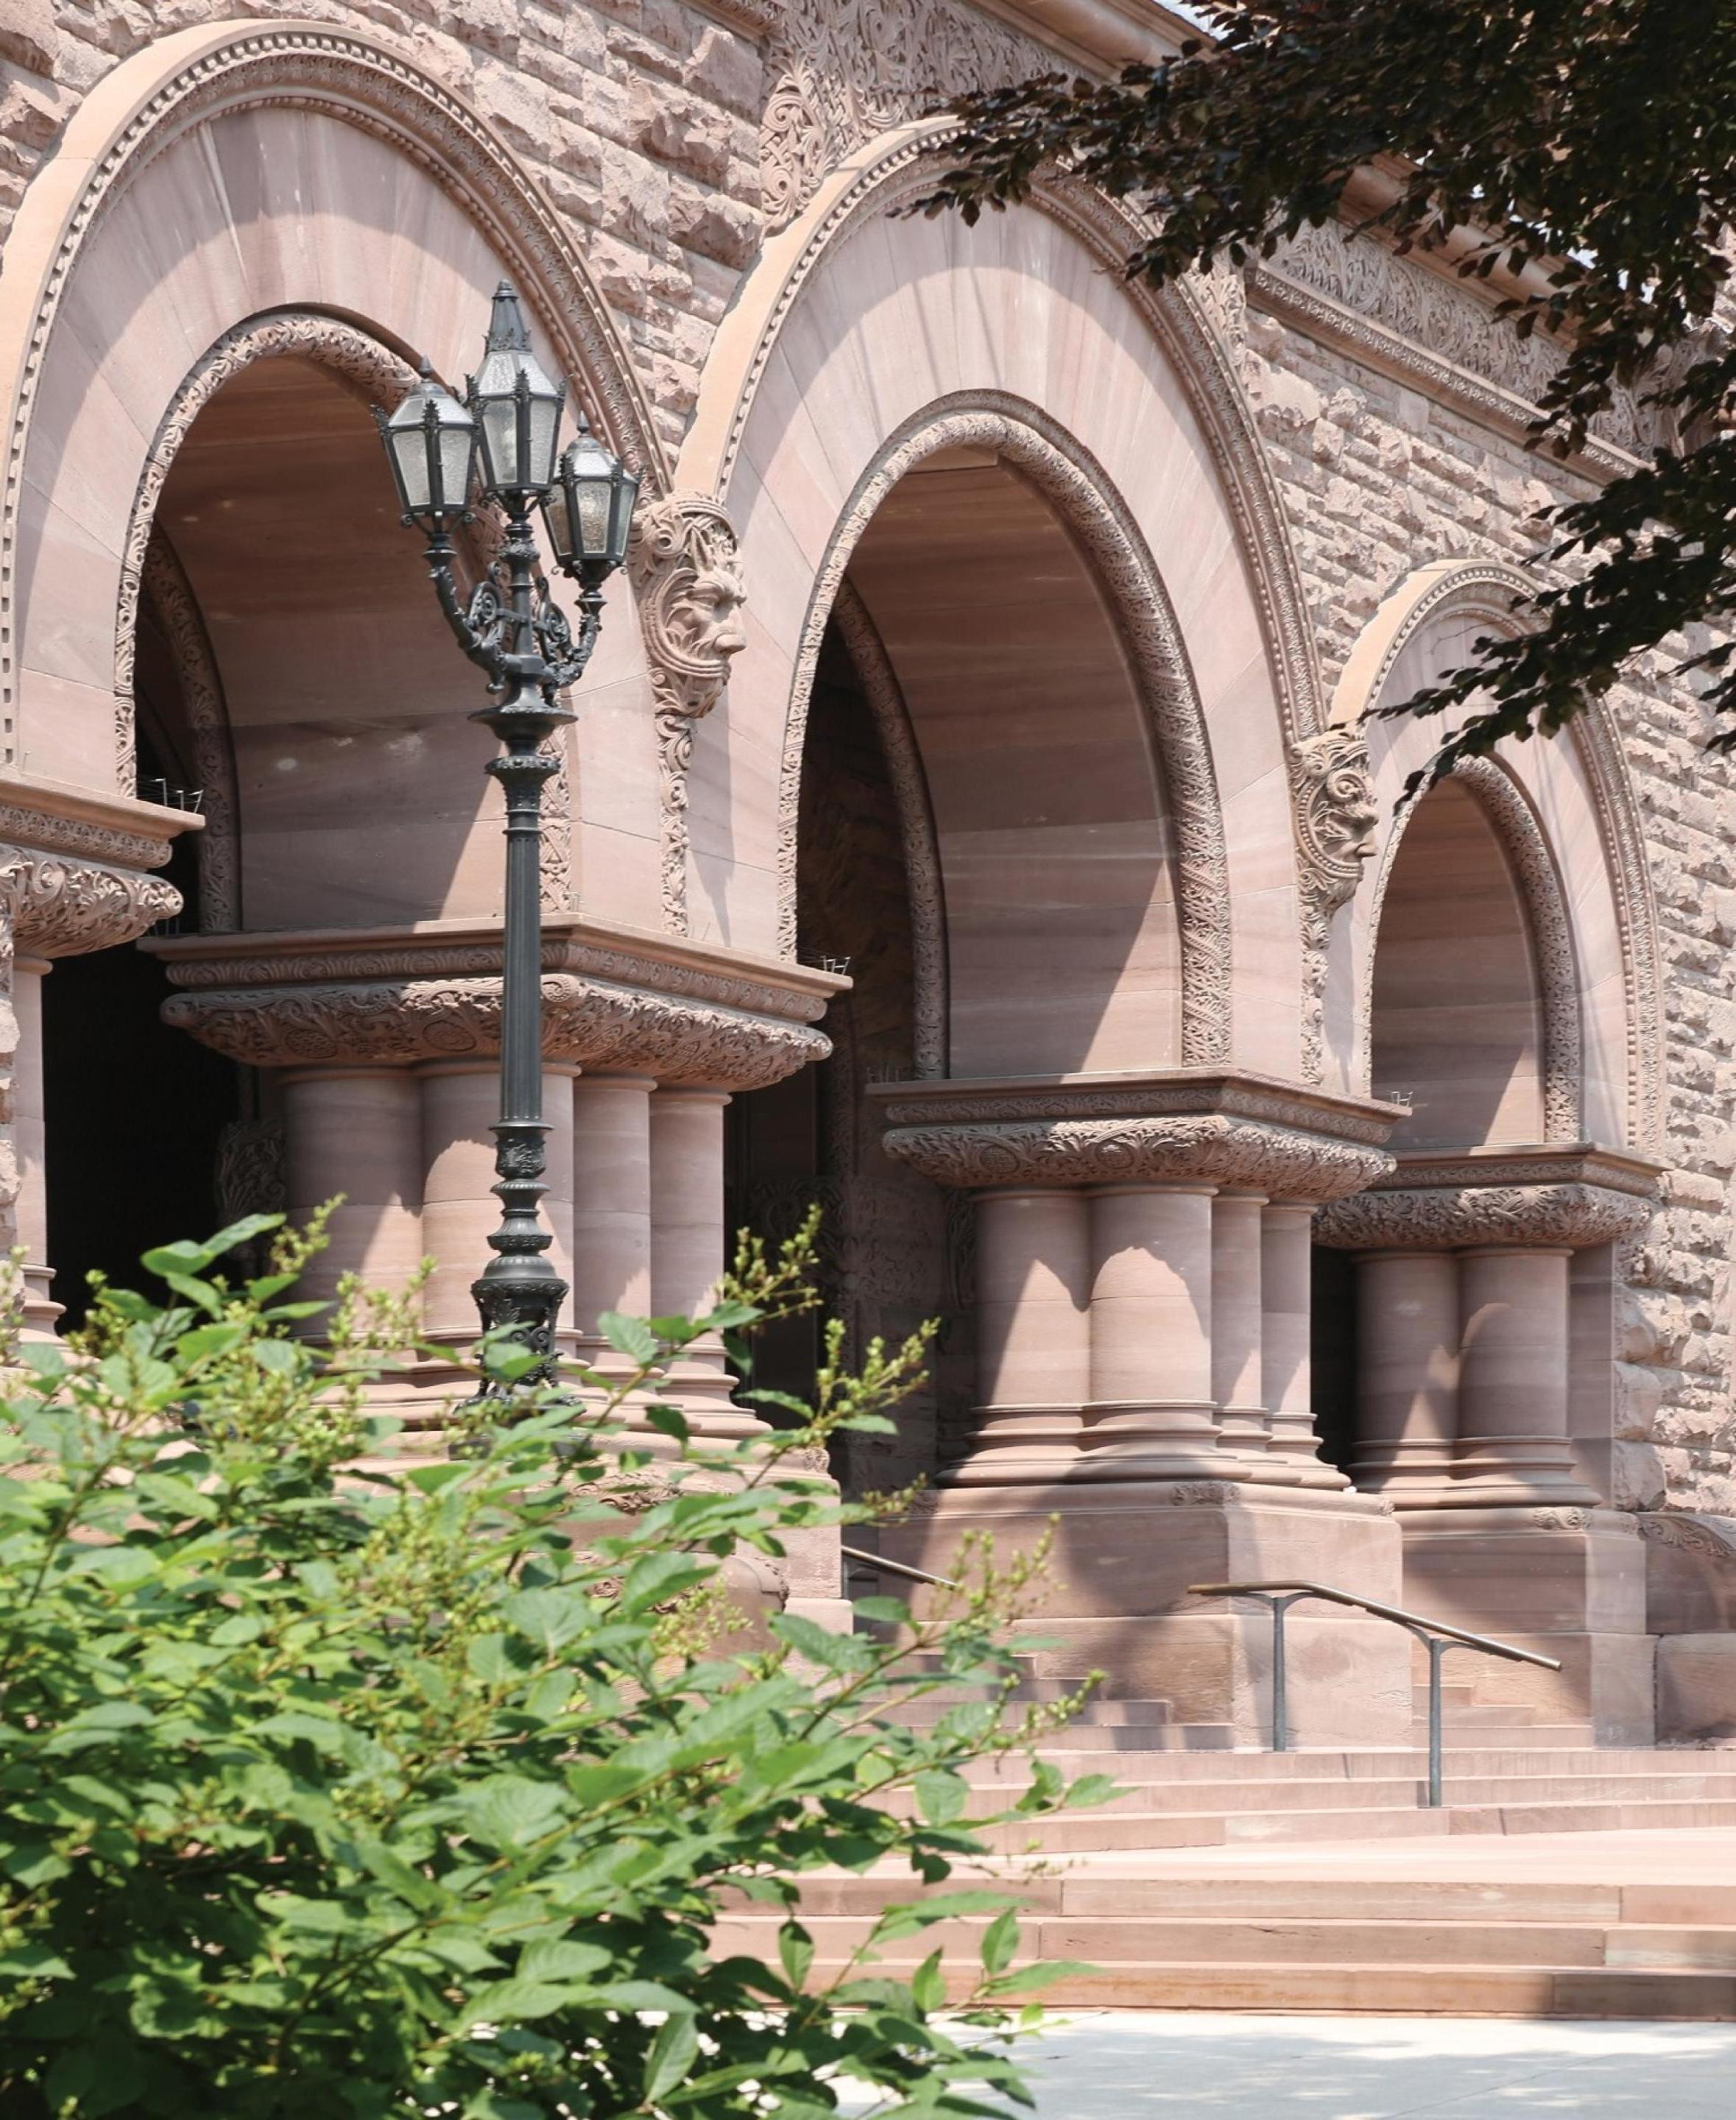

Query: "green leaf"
<box><xmin>980</xmin><ymin>1907</ymin><xmax>1019</xmax><ymax>1976</ymax></box>
<box><xmin>462</xmin><ymin>1774</ymin><xmax>567</xmax><ymax>1849</ymax></box>
<box><xmin>598</xmin><ymin>1310</ymin><xmax>662</xmax><ymax>1366</ymax></box>
<box><xmin>911</xmin><ymin>1946</ymin><xmax>946</xmax><ymax>2013</ymax></box>
<box><xmin>205</xmin><ymin>1211</ymin><xmax>284</xmax><ymax>1257</ymax></box>
<box><xmin>777</xmin><ymin>1920</ymin><xmax>814</xmax><ymax>1990</ymax></box>
<box><xmin>643</xmin><ymin>2011</ymin><xmax>701</xmax><ymax>2102</ymax></box>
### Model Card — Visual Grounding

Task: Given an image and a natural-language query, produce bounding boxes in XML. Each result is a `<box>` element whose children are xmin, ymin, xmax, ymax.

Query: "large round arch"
<box><xmin>678</xmin><ymin>122</ymin><xmax>1323</xmax><ymax>1082</ymax></box>
<box><xmin>0</xmin><ymin>17</ymin><xmax>663</xmax><ymax>805</ymax></box>
<box><xmin>1322</xmin><ymin>558</ymin><xmax>1663</xmax><ymax>1154</ymax></box>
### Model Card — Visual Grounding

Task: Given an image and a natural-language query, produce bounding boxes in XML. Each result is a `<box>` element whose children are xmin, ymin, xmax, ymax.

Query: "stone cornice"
<box><xmin>1315</xmin><ymin>1142</ymin><xmax>1661</xmax><ymax>1254</ymax></box>
<box><xmin>146</xmin><ymin>916</ymin><xmax>847</xmax><ymax>1024</ymax></box>
<box><xmin>151</xmin><ymin>919</ymin><xmax>841</xmax><ymax>1091</ymax></box>
<box><xmin>1377</xmin><ymin>1142</ymin><xmax>1663</xmax><ymax>1198</ymax></box>
<box><xmin>0</xmin><ymin>769</ymin><xmax>197</xmax><ymax>871</ymax></box>
<box><xmin>869</xmin><ymin>1069</ymin><xmax>1400</xmax><ymax>1145</ymax></box>
<box><xmin>870</xmin><ymin>1070</ymin><xmax>1400</xmax><ymax>1198</ymax></box>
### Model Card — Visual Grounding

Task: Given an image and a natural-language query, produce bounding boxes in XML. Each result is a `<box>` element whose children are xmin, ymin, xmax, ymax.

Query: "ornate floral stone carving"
<box><xmin>0</xmin><ymin>848</ymin><xmax>179</xmax><ymax>960</ymax></box>
<box><xmin>759</xmin><ymin>0</ymin><xmax>1044</xmax><ymax>230</ymax></box>
<box><xmin>883</xmin><ymin>1112</ymin><xmax>1391</xmax><ymax>1201</ymax></box>
<box><xmin>1291</xmin><ymin>725</ymin><xmax>1377</xmax><ymax>1077</ymax></box>
<box><xmin>163</xmin><ymin>970</ymin><xmax>827</xmax><ymax>1092</ymax></box>
<box><xmin>1252</xmin><ymin>222</ymin><xmax>1656</xmax><ymax>467</ymax></box>
<box><xmin>831</xmin><ymin>584</ymin><xmax>947</xmax><ymax>1077</ymax></box>
<box><xmin>1293</xmin><ymin>726</ymin><xmax>1378</xmax><ymax>911</ymax></box>
<box><xmin>214</xmin><ymin>1117</ymin><xmax>287</xmax><ymax>1224</ymax></box>
<box><xmin>1317</xmin><ymin>1181</ymin><xmax>1653</xmax><ymax>1254</ymax></box>
<box><xmin>139</xmin><ymin>532</ymin><xmax>239</xmax><ymax>930</ymax></box>
<box><xmin>872</xmin><ymin>1071</ymin><xmax>1397</xmax><ymax>1201</ymax></box>
<box><xmin>631</xmin><ymin>492</ymin><xmax>747</xmax><ymax>934</ymax></box>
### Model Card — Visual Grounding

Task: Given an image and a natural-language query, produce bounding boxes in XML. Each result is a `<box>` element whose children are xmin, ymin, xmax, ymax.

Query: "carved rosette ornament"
<box><xmin>869</xmin><ymin>1070</ymin><xmax>1397</xmax><ymax>1201</ymax></box>
<box><xmin>1290</xmin><ymin>725</ymin><xmax>1377</xmax><ymax>1081</ymax></box>
<box><xmin>630</xmin><ymin>493</ymin><xmax>747</xmax><ymax>936</ymax></box>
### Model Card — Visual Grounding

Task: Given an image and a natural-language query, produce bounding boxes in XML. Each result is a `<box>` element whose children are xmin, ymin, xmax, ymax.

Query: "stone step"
<box><xmin>881</xmin><ymin>1692</ymin><xmax>1172</xmax><ymax>1727</ymax></box>
<box><xmin>971</xmin><ymin>1795</ymin><xmax>1736</xmax><ymax>1854</ymax></box>
<box><xmin>964</xmin><ymin>1743</ymin><xmax>1736</xmax><ymax>1784</ymax></box>
<box><xmin>713</xmin><ymin>1911</ymin><xmax>1736</xmax><ymax>1972</ymax></box>
<box><xmin>942</xmin><ymin>1772</ymin><xmax>1736</xmax><ymax>1814</ymax></box>
<box><xmin>786</xmin><ymin>1954</ymin><xmax>1736</xmax><ymax>2017</ymax></box>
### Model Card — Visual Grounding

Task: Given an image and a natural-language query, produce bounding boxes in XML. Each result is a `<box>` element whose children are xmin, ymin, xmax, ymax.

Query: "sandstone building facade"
<box><xmin>2</xmin><ymin>0</ymin><xmax>1735</xmax><ymax>1745</ymax></box>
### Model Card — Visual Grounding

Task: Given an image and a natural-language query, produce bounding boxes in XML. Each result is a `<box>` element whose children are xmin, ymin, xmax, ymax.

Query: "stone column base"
<box><xmin>1399</xmin><ymin>1506</ymin><xmax>1654</xmax><ymax>1743</ymax></box>
<box><xmin>878</xmin><ymin>1480</ymin><xmax>1411</xmax><ymax>1745</ymax></box>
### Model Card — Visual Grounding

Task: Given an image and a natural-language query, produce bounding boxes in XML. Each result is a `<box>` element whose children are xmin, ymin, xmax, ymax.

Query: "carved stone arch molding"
<box><xmin>829</xmin><ymin>582</ymin><xmax>948</xmax><ymax>1078</ymax></box>
<box><xmin>1333</xmin><ymin>558</ymin><xmax>1664</xmax><ymax>1153</ymax></box>
<box><xmin>777</xmin><ymin>392</ymin><xmax>1234</xmax><ymax>1070</ymax></box>
<box><xmin>117</xmin><ymin>313</ymin><xmax>413</xmax><ymax>862</ymax></box>
<box><xmin>680</xmin><ymin>118</ymin><xmax>1341</xmax><ymax>1076</ymax></box>
<box><xmin>0</xmin><ymin>18</ymin><xmax>667</xmax><ymax>786</ymax></box>
<box><xmin>1363</xmin><ymin>755</ymin><xmax>1584</xmax><ymax>1143</ymax></box>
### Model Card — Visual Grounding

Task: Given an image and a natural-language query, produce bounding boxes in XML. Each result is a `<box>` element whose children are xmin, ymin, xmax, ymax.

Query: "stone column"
<box><xmin>1349</xmin><ymin>1249</ymin><xmax>1459</xmax><ymax>1501</ymax></box>
<box><xmin>12</xmin><ymin>958</ymin><xmax>54</xmax><ymax>1334</ymax></box>
<box><xmin>571</xmin><ymin>1071</ymin><xmax>655</xmax><ymax>1379</ymax></box>
<box><xmin>1079</xmin><ymin>1182</ymin><xmax>1224</xmax><ymax>1480</ymax></box>
<box><xmin>1455</xmin><ymin>1245</ymin><xmax>1593</xmax><ymax>1504</ymax></box>
<box><xmin>281</xmin><ymin>1067</ymin><xmax>422</xmax><ymax>1314</ymax></box>
<box><xmin>417</xmin><ymin>1061</ymin><xmax>501</xmax><ymax>1341</ymax></box>
<box><xmin>950</xmin><ymin>1187</ymin><xmax>1088</xmax><ymax>1483</ymax></box>
<box><xmin>1260</xmin><ymin>1201</ymin><xmax>1344</xmax><ymax>1487</ymax></box>
<box><xmin>649</xmin><ymin>1085</ymin><xmax>759</xmax><ymax>1437</ymax></box>
<box><xmin>1211</xmin><ymin>1188</ymin><xmax>1270</xmax><ymax>1466</ymax></box>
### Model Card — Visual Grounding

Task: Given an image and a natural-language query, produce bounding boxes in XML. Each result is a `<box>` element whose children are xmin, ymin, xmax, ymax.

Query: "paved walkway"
<box><xmin>1018</xmin><ymin>2013</ymin><xmax>1736</xmax><ymax>2116</ymax></box>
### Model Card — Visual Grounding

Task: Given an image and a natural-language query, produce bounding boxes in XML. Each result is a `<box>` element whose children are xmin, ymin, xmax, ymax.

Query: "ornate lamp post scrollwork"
<box><xmin>375</xmin><ymin>282</ymin><xmax>641</xmax><ymax>1391</ymax></box>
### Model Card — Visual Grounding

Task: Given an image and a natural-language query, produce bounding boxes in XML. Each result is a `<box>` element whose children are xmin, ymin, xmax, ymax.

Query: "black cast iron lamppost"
<box><xmin>376</xmin><ymin>283</ymin><xmax>639</xmax><ymax>1388</ymax></box>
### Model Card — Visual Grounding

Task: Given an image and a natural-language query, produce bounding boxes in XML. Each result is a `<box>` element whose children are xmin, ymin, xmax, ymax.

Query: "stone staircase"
<box><xmin>716</xmin><ymin>1655</ymin><xmax>1736</xmax><ymax>2014</ymax></box>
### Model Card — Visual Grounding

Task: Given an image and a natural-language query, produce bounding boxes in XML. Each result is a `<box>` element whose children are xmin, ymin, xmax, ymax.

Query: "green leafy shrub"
<box><xmin>0</xmin><ymin>1214</ymin><xmax>1105</xmax><ymax>2118</ymax></box>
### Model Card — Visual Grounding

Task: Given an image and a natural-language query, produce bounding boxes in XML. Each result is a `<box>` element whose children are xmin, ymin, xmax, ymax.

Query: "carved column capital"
<box><xmin>152</xmin><ymin>919</ymin><xmax>841</xmax><ymax>1094</ymax></box>
<box><xmin>1315</xmin><ymin>1145</ymin><xmax>1660</xmax><ymax>1253</ymax></box>
<box><xmin>0</xmin><ymin>847</ymin><xmax>180</xmax><ymax>959</ymax></box>
<box><xmin>870</xmin><ymin>1070</ymin><xmax>1397</xmax><ymax>1201</ymax></box>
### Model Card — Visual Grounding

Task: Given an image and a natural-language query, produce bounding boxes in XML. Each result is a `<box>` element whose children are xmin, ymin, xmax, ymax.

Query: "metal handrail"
<box><xmin>841</xmin><ymin>1543</ymin><xmax>960</xmax><ymax>1592</ymax></box>
<box><xmin>1189</xmin><ymin>1578</ymin><xmax>1562</xmax><ymax>1808</ymax></box>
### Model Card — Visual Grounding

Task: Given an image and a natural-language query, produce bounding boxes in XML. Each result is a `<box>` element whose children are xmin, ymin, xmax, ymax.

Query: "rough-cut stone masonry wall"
<box><xmin>0</xmin><ymin>0</ymin><xmax>765</xmax><ymax>459</ymax></box>
<box><xmin>1238</xmin><ymin>305</ymin><xmax>1736</xmax><ymax>1513</ymax></box>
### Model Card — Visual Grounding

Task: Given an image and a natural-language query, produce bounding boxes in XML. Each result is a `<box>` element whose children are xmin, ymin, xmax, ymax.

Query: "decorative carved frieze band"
<box><xmin>151</xmin><ymin>919</ymin><xmax>840</xmax><ymax>1022</ymax></box>
<box><xmin>760</xmin><ymin>0</ymin><xmax>1046</xmax><ymax>229</ymax></box>
<box><xmin>0</xmin><ymin>847</ymin><xmax>180</xmax><ymax>958</ymax></box>
<box><xmin>162</xmin><ymin>971</ymin><xmax>827</xmax><ymax>1092</ymax></box>
<box><xmin>1316</xmin><ymin>1180</ymin><xmax>1652</xmax><ymax>1254</ymax></box>
<box><xmin>872</xmin><ymin>1069</ymin><xmax>1397</xmax><ymax>1199</ymax></box>
<box><xmin>629</xmin><ymin>492</ymin><xmax>747</xmax><ymax>935</ymax></box>
<box><xmin>1316</xmin><ymin>1141</ymin><xmax>1658</xmax><ymax>1252</ymax></box>
<box><xmin>0</xmin><ymin>801</ymin><xmax>170</xmax><ymax>873</ymax></box>
<box><xmin>152</xmin><ymin>921</ymin><xmax>841</xmax><ymax>1092</ymax></box>
<box><xmin>1249</xmin><ymin>225</ymin><xmax>1650</xmax><ymax>474</ymax></box>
